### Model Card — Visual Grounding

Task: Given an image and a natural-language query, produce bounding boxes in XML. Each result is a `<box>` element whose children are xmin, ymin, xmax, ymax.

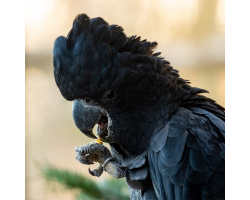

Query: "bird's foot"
<box><xmin>75</xmin><ymin>143</ymin><xmax>127</xmax><ymax>178</ymax></box>
<box><xmin>75</xmin><ymin>143</ymin><xmax>111</xmax><ymax>177</ymax></box>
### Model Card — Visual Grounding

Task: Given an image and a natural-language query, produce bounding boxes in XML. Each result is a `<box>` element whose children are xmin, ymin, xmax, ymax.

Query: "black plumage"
<box><xmin>53</xmin><ymin>14</ymin><xmax>225</xmax><ymax>200</ymax></box>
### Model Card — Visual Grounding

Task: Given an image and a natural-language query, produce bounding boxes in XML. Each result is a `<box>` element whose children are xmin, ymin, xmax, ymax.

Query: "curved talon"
<box><xmin>88</xmin><ymin>167</ymin><xmax>95</xmax><ymax>176</ymax></box>
<box><xmin>88</xmin><ymin>167</ymin><xmax>103</xmax><ymax>177</ymax></box>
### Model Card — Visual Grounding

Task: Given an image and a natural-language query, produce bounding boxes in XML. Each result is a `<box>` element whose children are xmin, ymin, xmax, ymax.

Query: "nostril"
<box><xmin>85</xmin><ymin>98</ymin><xmax>91</xmax><ymax>103</ymax></box>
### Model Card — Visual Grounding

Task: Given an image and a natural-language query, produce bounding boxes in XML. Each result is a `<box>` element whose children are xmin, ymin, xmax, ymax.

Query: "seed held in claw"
<box><xmin>93</xmin><ymin>137</ymin><xmax>103</xmax><ymax>144</ymax></box>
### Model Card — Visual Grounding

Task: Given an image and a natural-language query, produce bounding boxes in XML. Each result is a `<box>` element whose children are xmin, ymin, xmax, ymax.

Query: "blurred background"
<box><xmin>25</xmin><ymin>0</ymin><xmax>225</xmax><ymax>199</ymax></box>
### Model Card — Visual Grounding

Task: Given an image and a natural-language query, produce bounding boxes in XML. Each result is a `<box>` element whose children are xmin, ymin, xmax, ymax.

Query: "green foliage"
<box><xmin>40</xmin><ymin>165</ymin><xmax>130</xmax><ymax>200</ymax></box>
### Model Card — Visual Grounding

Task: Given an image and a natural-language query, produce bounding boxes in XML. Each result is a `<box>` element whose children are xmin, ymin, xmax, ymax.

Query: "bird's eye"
<box><xmin>106</xmin><ymin>90</ymin><xmax>116</xmax><ymax>100</ymax></box>
<box><xmin>85</xmin><ymin>98</ymin><xmax>91</xmax><ymax>103</ymax></box>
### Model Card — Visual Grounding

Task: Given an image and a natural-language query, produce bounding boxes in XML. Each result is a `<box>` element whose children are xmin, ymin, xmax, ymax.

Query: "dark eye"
<box><xmin>85</xmin><ymin>98</ymin><xmax>91</xmax><ymax>103</ymax></box>
<box><xmin>106</xmin><ymin>90</ymin><xmax>116</xmax><ymax>100</ymax></box>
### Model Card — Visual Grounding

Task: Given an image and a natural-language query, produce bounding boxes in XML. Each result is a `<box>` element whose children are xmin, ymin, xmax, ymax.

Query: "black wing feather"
<box><xmin>150</xmin><ymin>123</ymin><xmax>169</xmax><ymax>152</ymax></box>
<box><xmin>159</xmin><ymin>130</ymin><xmax>188</xmax><ymax>167</ymax></box>
<box><xmin>148</xmin><ymin>107</ymin><xmax>225</xmax><ymax>199</ymax></box>
<box><xmin>189</xmin><ymin>149</ymin><xmax>210</xmax><ymax>172</ymax></box>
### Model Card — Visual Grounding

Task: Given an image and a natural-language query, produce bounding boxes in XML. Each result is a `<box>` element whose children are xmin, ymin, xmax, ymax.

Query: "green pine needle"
<box><xmin>40</xmin><ymin>164</ymin><xmax>130</xmax><ymax>200</ymax></box>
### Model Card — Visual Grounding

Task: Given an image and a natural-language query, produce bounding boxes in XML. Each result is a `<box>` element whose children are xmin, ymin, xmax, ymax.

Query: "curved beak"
<box><xmin>72</xmin><ymin>99</ymin><xmax>101</xmax><ymax>139</ymax></box>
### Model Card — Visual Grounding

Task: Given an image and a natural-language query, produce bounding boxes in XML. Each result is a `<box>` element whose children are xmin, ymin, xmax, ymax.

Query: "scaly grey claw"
<box><xmin>76</xmin><ymin>152</ymin><xmax>94</xmax><ymax>165</ymax></box>
<box><xmin>88</xmin><ymin>167</ymin><xmax>103</xmax><ymax>177</ymax></box>
<box><xmin>74</xmin><ymin>146</ymin><xmax>79</xmax><ymax>152</ymax></box>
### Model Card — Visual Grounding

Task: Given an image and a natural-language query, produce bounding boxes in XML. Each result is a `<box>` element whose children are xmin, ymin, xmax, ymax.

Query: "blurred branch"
<box><xmin>40</xmin><ymin>164</ymin><xmax>129</xmax><ymax>200</ymax></box>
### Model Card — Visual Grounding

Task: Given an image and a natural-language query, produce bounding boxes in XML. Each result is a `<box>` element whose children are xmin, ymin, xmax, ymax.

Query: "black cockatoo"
<box><xmin>53</xmin><ymin>14</ymin><xmax>225</xmax><ymax>200</ymax></box>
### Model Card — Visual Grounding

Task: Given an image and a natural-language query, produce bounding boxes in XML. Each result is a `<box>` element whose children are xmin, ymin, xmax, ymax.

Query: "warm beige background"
<box><xmin>25</xmin><ymin>0</ymin><xmax>225</xmax><ymax>199</ymax></box>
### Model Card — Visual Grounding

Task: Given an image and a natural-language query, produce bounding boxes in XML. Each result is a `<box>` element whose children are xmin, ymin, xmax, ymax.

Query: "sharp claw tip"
<box><xmin>88</xmin><ymin>167</ymin><xmax>95</xmax><ymax>176</ymax></box>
